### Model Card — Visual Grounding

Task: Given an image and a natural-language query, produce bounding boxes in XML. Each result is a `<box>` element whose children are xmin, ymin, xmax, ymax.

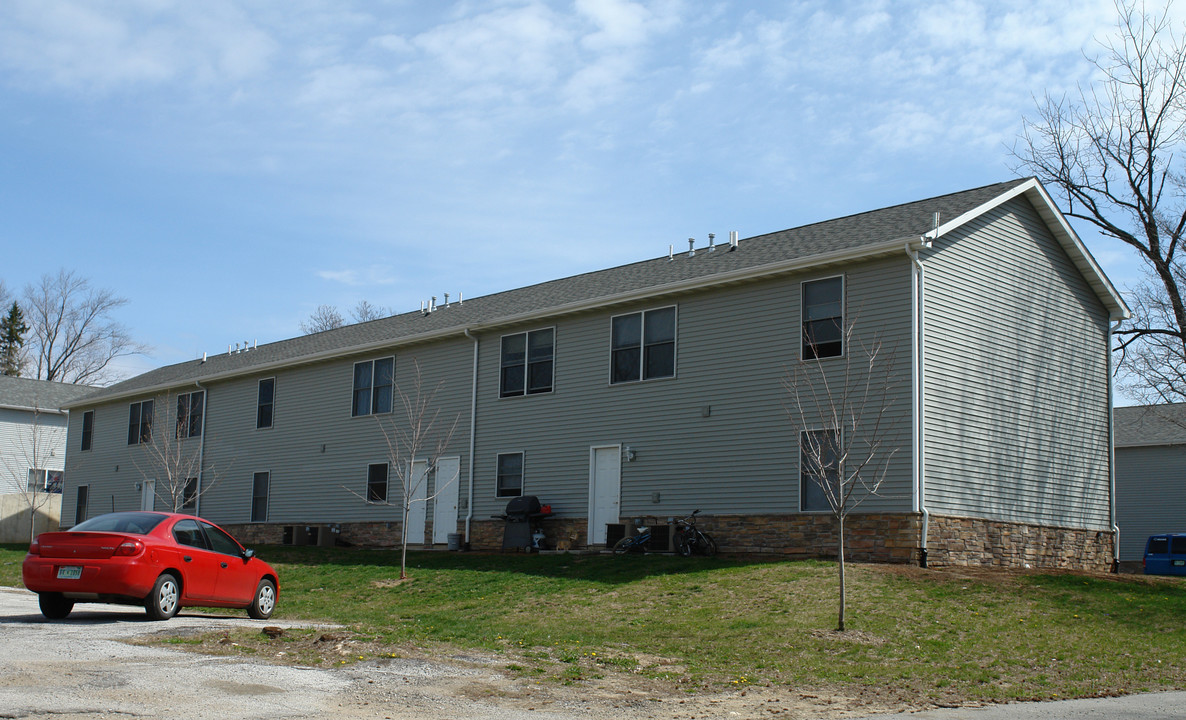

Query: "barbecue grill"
<box><xmin>492</xmin><ymin>495</ymin><xmax>553</xmax><ymax>551</ymax></box>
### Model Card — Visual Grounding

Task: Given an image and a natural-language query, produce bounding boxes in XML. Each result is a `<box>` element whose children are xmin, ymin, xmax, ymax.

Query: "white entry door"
<box><xmin>432</xmin><ymin>456</ymin><xmax>461</xmax><ymax>544</ymax></box>
<box><xmin>405</xmin><ymin>460</ymin><xmax>428</xmax><ymax>545</ymax></box>
<box><xmin>140</xmin><ymin>479</ymin><xmax>155</xmax><ymax>511</ymax></box>
<box><xmin>588</xmin><ymin>445</ymin><xmax>621</xmax><ymax>545</ymax></box>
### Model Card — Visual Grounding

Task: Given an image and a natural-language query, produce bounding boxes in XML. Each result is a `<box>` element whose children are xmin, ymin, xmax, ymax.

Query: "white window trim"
<box><xmin>607</xmin><ymin>305</ymin><xmax>679</xmax><ymax>386</ymax></box>
<box><xmin>494</xmin><ymin>451</ymin><xmax>526</xmax><ymax>499</ymax></box>
<box><xmin>800</xmin><ymin>274</ymin><xmax>846</xmax><ymax>362</ymax></box>
<box><xmin>498</xmin><ymin>326</ymin><xmax>557</xmax><ymax>399</ymax></box>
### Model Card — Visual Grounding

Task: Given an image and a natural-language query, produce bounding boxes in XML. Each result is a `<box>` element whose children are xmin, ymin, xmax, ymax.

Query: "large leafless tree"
<box><xmin>1014</xmin><ymin>1</ymin><xmax>1186</xmax><ymax>402</ymax></box>
<box><xmin>23</xmin><ymin>269</ymin><xmax>144</xmax><ymax>385</ymax></box>
<box><xmin>784</xmin><ymin>320</ymin><xmax>900</xmax><ymax>632</ymax></box>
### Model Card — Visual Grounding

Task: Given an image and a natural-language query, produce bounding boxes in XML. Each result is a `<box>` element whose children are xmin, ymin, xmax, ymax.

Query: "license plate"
<box><xmin>1174</xmin><ymin>560</ymin><xmax>1185</xmax><ymax>567</ymax></box>
<box><xmin>56</xmin><ymin>566</ymin><xmax>82</xmax><ymax>579</ymax></box>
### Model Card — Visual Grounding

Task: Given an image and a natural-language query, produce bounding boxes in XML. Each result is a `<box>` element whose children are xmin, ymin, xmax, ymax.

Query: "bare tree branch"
<box><xmin>0</xmin><ymin>404</ymin><xmax>65</xmax><ymax>542</ymax></box>
<box><xmin>300</xmin><ymin>305</ymin><xmax>345</xmax><ymax>334</ymax></box>
<box><xmin>130</xmin><ymin>389</ymin><xmax>224</xmax><ymax>513</ymax></box>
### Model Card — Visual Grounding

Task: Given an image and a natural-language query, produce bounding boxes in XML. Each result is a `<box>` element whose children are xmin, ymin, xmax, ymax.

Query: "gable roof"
<box><xmin>1114</xmin><ymin>404</ymin><xmax>1186</xmax><ymax>448</ymax></box>
<box><xmin>68</xmin><ymin>177</ymin><xmax>1128</xmax><ymax>408</ymax></box>
<box><xmin>0</xmin><ymin>375</ymin><xmax>96</xmax><ymax>414</ymax></box>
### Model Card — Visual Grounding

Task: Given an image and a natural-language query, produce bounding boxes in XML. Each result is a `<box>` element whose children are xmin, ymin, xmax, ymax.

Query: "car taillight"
<box><xmin>114</xmin><ymin>540</ymin><xmax>144</xmax><ymax>557</ymax></box>
<box><xmin>28</xmin><ymin>540</ymin><xmax>39</xmax><ymax>556</ymax></box>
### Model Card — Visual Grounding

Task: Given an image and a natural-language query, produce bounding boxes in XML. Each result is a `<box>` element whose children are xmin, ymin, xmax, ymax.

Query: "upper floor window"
<box><xmin>500</xmin><ymin>328</ymin><xmax>554</xmax><ymax>397</ymax></box>
<box><xmin>176</xmin><ymin>391</ymin><xmax>205</xmax><ymax>439</ymax></box>
<box><xmin>610</xmin><ymin>307</ymin><xmax>676</xmax><ymax>384</ymax></box>
<box><xmin>496</xmin><ymin>452</ymin><xmax>524</xmax><ymax>498</ymax></box>
<box><xmin>127</xmin><ymin>400</ymin><xmax>153</xmax><ymax>445</ymax></box>
<box><xmin>81</xmin><ymin>410</ymin><xmax>94</xmax><ymax>451</ymax></box>
<box><xmin>353</xmin><ymin>357</ymin><xmax>394</xmax><ymax>417</ymax></box>
<box><xmin>802</xmin><ymin>276</ymin><xmax>844</xmax><ymax>359</ymax></box>
<box><xmin>257</xmin><ymin>378</ymin><xmax>275</xmax><ymax>429</ymax></box>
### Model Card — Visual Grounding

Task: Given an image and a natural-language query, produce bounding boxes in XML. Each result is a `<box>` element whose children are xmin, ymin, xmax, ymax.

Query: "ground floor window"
<box><xmin>74</xmin><ymin>485</ymin><xmax>89</xmax><ymax>525</ymax></box>
<box><xmin>496</xmin><ymin>452</ymin><xmax>524</xmax><ymax>497</ymax></box>
<box><xmin>367</xmin><ymin>463</ymin><xmax>389</xmax><ymax>503</ymax></box>
<box><xmin>251</xmin><ymin>471</ymin><xmax>270</xmax><ymax>522</ymax></box>
<box><xmin>800</xmin><ymin>429</ymin><xmax>839</xmax><ymax>512</ymax></box>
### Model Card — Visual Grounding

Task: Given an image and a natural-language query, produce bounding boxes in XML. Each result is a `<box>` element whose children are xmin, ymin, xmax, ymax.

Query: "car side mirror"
<box><xmin>242</xmin><ymin>548</ymin><xmax>255</xmax><ymax>560</ymax></box>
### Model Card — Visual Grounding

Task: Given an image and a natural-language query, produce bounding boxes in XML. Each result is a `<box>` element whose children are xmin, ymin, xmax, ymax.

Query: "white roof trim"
<box><xmin>927</xmin><ymin>178</ymin><xmax>1130</xmax><ymax>321</ymax></box>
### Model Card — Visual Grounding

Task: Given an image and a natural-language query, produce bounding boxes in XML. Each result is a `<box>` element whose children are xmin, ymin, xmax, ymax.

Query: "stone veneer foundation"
<box><xmin>223</xmin><ymin>513</ymin><xmax>1114</xmax><ymax>571</ymax></box>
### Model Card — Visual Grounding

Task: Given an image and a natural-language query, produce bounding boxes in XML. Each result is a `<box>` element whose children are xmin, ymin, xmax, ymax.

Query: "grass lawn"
<box><xmin>3</xmin><ymin>542</ymin><xmax>1184</xmax><ymax>707</ymax></box>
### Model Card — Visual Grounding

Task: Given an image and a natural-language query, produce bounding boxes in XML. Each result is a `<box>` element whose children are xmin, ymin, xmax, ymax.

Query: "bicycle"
<box><xmin>673</xmin><ymin>510</ymin><xmax>717</xmax><ymax>557</ymax></box>
<box><xmin>612</xmin><ymin>520</ymin><xmax>653</xmax><ymax>554</ymax></box>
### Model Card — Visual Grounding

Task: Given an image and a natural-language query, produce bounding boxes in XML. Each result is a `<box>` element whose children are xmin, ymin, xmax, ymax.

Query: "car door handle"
<box><xmin>184</xmin><ymin>556</ymin><xmax>192</xmax><ymax>563</ymax></box>
<box><xmin>220</xmin><ymin>562</ymin><xmax>228</xmax><ymax>568</ymax></box>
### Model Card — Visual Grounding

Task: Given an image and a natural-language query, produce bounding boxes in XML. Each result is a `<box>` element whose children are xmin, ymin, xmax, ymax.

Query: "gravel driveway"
<box><xmin>5</xmin><ymin>585</ymin><xmax>1184</xmax><ymax>720</ymax></box>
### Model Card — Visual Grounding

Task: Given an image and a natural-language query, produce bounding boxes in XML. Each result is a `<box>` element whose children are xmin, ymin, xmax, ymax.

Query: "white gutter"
<box><xmin>463</xmin><ymin>329</ymin><xmax>479</xmax><ymax>546</ymax></box>
<box><xmin>64</xmin><ymin>236</ymin><xmax>919</xmax><ymax>410</ymax></box>
<box><xmin>0</xmin><ymin>403</ymin><xmax>68</xmax><ymax>415</ymax></box>
<box><xmin>1107</xmin><ymin>320</ymin><xmax>1121</xmax><ymax>569</ymax></box>
<box><xmin>906</xmin><ymin>239</ymin><xmax>930</xmax><ymax>567</ymax></box>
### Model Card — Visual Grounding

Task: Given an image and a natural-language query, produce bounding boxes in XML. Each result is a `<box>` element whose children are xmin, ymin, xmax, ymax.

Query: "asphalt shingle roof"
<box><xmin>78</xmin><ymin>178</ymin><xmax>1031</xmax><ymax>405</ymax></box>
<box><xmin>0</xmin><ymin>375</ymin><xmax>96</xmax><ymax>412</ymax></box>
<box><xmin>1114</xmin><ymin>404</ymin><xmax>1186</xmax><ymax>447</ymax></box>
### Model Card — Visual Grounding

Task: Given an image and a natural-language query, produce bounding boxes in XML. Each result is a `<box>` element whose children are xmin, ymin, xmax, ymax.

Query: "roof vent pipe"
<box><xmin>444</xmin><ymin>293</ymin><xmax>450</xmax><ymax>308</ymax></box>
<box><xmin>201</xmin><ymin>352</ymin><xmax>207</xmax><ymax>363</ymax></box>
<box><xmin>708</xmin><ymin>233</ymin><xmax>715</xmax><ymax>252</ymax></box>
<box><xmin>227</xmin><ymin>344</ymin><xmax>232</xmax><ymax>356</ymax></box>
<box><xmin>668</xmin><ymin>244</ymin><xmax>673</xmax><ymax>261</ymax></box>
<box><xmin>688</xmin><ymin>238</ymin><xmax>695</xmax><ymax>257</ymax></box>
<box><xmin>459</xmin><ymin>292</ymin><xmax>463</xmax><ymax>305</ymax></box>
<box><xmin>729</xmin><ymin>230</ymin><xmax>739</xmax><ymax>250</ymax></box>
<box><xmin>243</xmin><ymin>341</ymin><xmax>249</xmax><ymax>352</ymax></box>
<box><xmin>430</xmin><ymin>296</ymin><xmax>437</xmax><ymax>312</ymax></box>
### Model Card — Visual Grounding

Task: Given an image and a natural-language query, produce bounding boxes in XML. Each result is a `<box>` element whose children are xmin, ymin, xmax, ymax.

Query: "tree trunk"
<box><xmin>837</xmin><ymin>512</ymin><xmax>846</xmax><ymax>632</ymax></box>
<box><xmin>400</xmin><ymin>501</ymin><xmax>410</xmax><ymax>580</ymax></box>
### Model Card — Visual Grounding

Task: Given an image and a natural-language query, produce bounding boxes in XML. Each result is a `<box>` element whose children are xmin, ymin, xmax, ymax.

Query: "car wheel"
<box><xmin>248</xmin><ymin>578</ymin><xmax>277</xmax><ymax>620</ymax></box>
<box><xmin>145</xmin><ymin>573</ymin><xmax>180</xmax><ymax>621</ymax></box>
<box><xmin>39</xmin><ymin>592</ymin><xmax>74</xmax><ymax>620</ymax></box>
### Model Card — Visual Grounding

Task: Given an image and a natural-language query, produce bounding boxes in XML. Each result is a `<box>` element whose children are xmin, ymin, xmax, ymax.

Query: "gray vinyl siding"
<box><xmin>1</xmin><ymin>408</ymin><xmax>69</xmax><ymax>494</ymax></box>
<box><xmin>62</xmin><ymin>338</ymin><xmax>474</xmax><ymax>529</ymax></box>
<box><xmin>921</xmin><ymin>197</ymin><xmax>1111</xmax><ymax>529</ymax></box>
<box><xmin>1115</xmin><ymin>444</ymin><xmax>1186</xmax><ymax>561</ymax></box>
<box><xmin>471</xmin><ymin>257</ymin><xmax>915</xmax><ymax>522</ymax></box>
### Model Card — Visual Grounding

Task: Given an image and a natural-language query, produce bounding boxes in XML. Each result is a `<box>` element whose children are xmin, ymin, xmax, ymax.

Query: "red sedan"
<box><xmin>22</xmin><ymin>511</ymin><xmax>279</xmax><ymax>621</ymax></box>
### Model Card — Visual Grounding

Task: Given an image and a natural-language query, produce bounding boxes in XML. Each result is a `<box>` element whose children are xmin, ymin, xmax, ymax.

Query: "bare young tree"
<box><xmin>130</xmin><ymin>390</ymin><xmax>221</xmax><ymax>513</ymax></box>
<box><xmin>784</xmin><ymin>320</ymin><xmax>900</xmax><ymax>632</ymax></box>
<box><xmin>346</xmin><ymin>360</ymin><xmax>459</xmax><ymax>580</ymax></box>
<box><xmin>351</xmin><ymin>300</ymin><xmax>391</xmax><ymax>323</ymax></box>
<box><xmin>1013</xmin><ymin>1</ymin><xmax>1186</xmax><ymax>401</ymax></box>
<box><xmin>300</xmin><ymin>305</ymin><xmax>345</xmax><ymax>334</ymax></box>
<box><xmin>0</xmin><ymin>406</ymin><xmax>66</xmax><ymax>542</ymax></box>
<box><xmin>23</xmin><ymin>269</ymin><xmax>145</xmax><ymax>385</ymax></box>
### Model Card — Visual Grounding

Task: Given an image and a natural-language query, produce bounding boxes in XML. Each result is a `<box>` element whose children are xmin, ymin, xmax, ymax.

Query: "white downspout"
<box><xmin>1108</xmin><ymin>320</ymin><xmax>1122</xmax><ymax>570</ymax></box>
<box><xmin>463</xmin><ymin>329</ymin><xmax>479</xmax><ymax>546</ymax></box>
<box><xmin>906</xmin><ymin>243</ymin><xmax>929</xmax><ymax>566</ymax></box>
<box><xmin>195</xmin><ymin>381</ymin><xmax>207</xmax><ymax>516</ymax></box>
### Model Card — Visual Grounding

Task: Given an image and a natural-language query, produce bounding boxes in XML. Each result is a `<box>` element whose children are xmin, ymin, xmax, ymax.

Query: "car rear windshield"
<box><xmin>1173</xmin><ymin>537</ymin><xmax>1186</xmax><ymax>555</ymax></box>
<box><xmin>72</xmin><ymin>512</ymin><xmax>168</xmax><ymax>535</ymax></box>
<box><xmin>1149</xmin><ymin>537</ymin><xmax>1169</xmax><ymax>555</ymax></box>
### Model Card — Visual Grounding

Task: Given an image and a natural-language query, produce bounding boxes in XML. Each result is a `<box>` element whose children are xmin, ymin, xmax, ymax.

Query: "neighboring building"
<box><xmin>60</xmin><ymin>178</ymin><xmax>1130</xmax><ymax>569</ymax></box>
<box><xmin>0</xmin><ymin>375</ymin><xmax>96</xmax><ymax>541</ymax></box>
<box><xmin>1114</xmin><ymin>403</ymin><xmax>1186</xmax><ymax>568</ymax></box>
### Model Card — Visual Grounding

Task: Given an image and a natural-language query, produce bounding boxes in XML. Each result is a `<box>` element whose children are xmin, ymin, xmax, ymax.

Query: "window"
<box><xmin>251</xmin><ymin>471</ymin><xmax>270</xmax><ymax>522</ymax></box>
<box><xmin>610</xmin><ymin>307</ymin><xmax>676</xmax><ymax>384</ymax></box>
<box><xmin>27</xmin><ymin>469</ymin><xmax>63</xmax><ymax>493</ymax></box>
<box><xmin>176</xmin><ymin>391</ymin><xmax>205</xmax><ymax>438</ymax></box>
<box><xmin>353</xmin><ymin>357</ymin><xmax>394</xmax><ymax>417</ymax></box>
<box><xmin>81</xmin><ymin>410</ymin><xmax>94</xmax><ymax>451</ymax></box>
<box><xmin>201</xmin><ymin>520</ymin><xmax>243</xmax><ymax>556</ymax></box>
<box><xmin>172</xmin><ymin>518</ymin><xmax>208</xmax><ymax>549</ymax></box>
<box><xmin>800</xmin><ymin>429</ymin><xmax>840</xmax><ymax>512</ymax></box>
<box><xmin>181</xmin><ymin>477</ymin><xmax>198</xmax><ymax>513</ymax></box>
<box><xmin>500</xmin><ymin>329</ymin><xmax>554</xmax><ymax>397</ymax></box>
<box><xmin>496</xmin><ymin>452</ymin><xmax>524</xmax><ymax>498</ymax></box>
<box><xmin>257</xmin><ymin>378</ymin><xmax>275</xmax><ymax>429</ymax></box>
<box><xmin>128</xmin><ymin>400</ymin><xmax>153</xmax><ymax>445</ymax></box>
<box><xmin>74</xmin><ymin>485</ymin><xmax>89</xmax><ymax>525</ymax></box>
<box><xmin>802</xmin><ymin>276</ymin><xmax>844</xmax><ymax>359</ymax></box>
<box><xmin>367</xmin><ymin>463</ymin><xmax>389</xmax><ymax>502</ymax></box>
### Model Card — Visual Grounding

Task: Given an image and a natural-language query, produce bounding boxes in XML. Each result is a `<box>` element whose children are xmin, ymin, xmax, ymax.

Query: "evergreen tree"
<box><xmin>0</xmin><ymin>301</ymin><xmax>29</xmax><ymax>376</ymax></box>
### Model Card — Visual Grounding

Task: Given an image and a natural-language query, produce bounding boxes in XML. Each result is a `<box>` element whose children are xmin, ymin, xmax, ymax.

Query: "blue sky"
<box><xmin>0</xmin><ymin>0</ymin><xmax>1157</xmax><ymax>385</ymax></box>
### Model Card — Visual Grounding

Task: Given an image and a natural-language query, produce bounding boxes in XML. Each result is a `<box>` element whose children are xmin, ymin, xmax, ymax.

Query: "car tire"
<box><xmin>39</xmin><ymin>592</ymin><xmax>74</xmax><ymax>620</ymax></box>
<box><xmin>145</xmin><ymin>573</ymin><xmax>180</xmax><ymax>621</ymax></box>
<box><xmin>248</xmin><ymin>578</ymin><xmax>277</xmax><ymax>620</ymax></box>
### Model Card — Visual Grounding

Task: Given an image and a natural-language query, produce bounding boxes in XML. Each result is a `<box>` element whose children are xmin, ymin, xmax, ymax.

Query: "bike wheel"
<box><xmin>674</xmin><ymin>530</ymin><xmax>692</xmax><ymax>557</ymax></box>
<box><xmin>699</xmin><ymin>532</ymin><xmax>718</xmax><ymax>557</ymax></box>
<box><xmin>612</xmin><ymin>536</ymin><xmax>634</xmax><ymax>554</ymax></box>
